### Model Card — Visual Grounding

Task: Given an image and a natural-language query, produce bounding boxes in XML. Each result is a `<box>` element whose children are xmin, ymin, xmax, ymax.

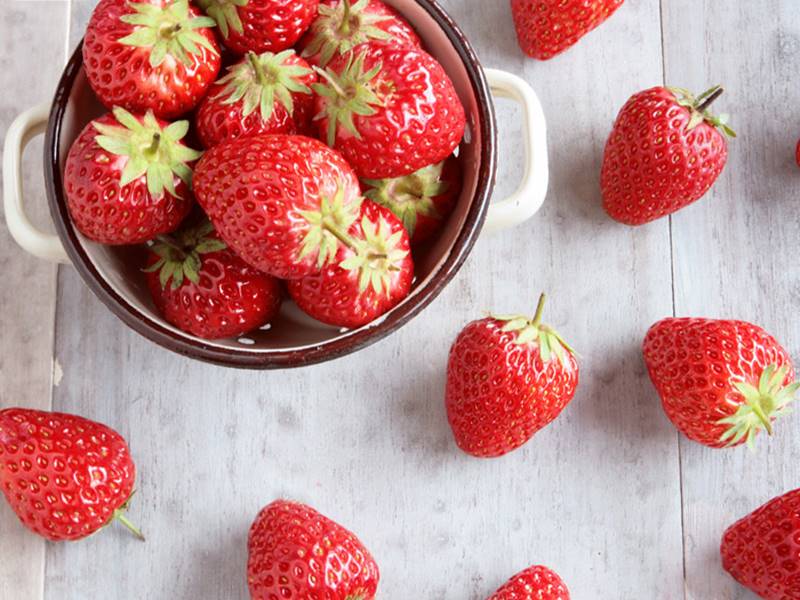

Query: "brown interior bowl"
<box><xmin>43</xmin><ymin>0</ymin><xmax>497</xmax><ymax>369</ymax></box>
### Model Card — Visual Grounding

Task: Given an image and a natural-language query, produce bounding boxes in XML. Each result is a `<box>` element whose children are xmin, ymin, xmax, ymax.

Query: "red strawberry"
<box><xmin>196</xmin><ymin>50</ymin><xmax>317</xmax><ymax>148</ymax></box>
<box><xmin>362</xmin><ymin>155</ymin><xmax>461</xmax><ymax>245</ymax></box>
<box><xmin>64</xmin><ymin>107</ymin><xmax>200</xmax><ymax>245</ymax></box>
<box><xmin>601</xmin><ymin>86</ymin><xmax>735</xmax><ymax>225</ymax></box>
<box><xmin>0</xmin><ymin>408</ymin><xmax>142</xmax><ymax>542</ymax></box>
<box><xmin>84</xmin><ymin>0</ymin><xmax>221</xmax><ymax>119</ymax></box>
<box><xmin>314</xmin><ymin>42</ymin><xmax>466</xmax><ymax>179</ymax></box>
<box><xmin>197</xmin><ymin>0</ymin><xmax>319</xmax><ymax>55</ymax></box>
<box><xmin>721</xmin><ymin>488</ymin><xmax>800</xmax><ymax>599</ymax></box>
<box><xmin>299</xmin><ymin>0</ymin><xmax>421</xmax><ymax>67</ymax></box>
<box><xmin>643</xmin><ymin>318</ymin><xmax>798</xmax><ymax>449</ymax></box>
<box><xmin>511</xmin><ymin>0</ymin><xmax>624</xmax><ymax>60</ymax></box>
<box><xmin>489</xmin><ymin>565</ymin><xmax>570</xmax><ymax>600</ymax></box>
<box><xmin>193</xmin><ymin>134</ymin><xmax>362</xmax><ymax>279</ymax></box>
<box><xmin>247</xmin><ymin>499</ymin><xmax>380</xmax><ymax>600</ymax></box>
<box><xmin>144</xmin><ymin>220</ymin><xmax>282</xmax><ymax>339</ymax></box>
<box><xmin>287</xmin><ymin>200</ymin><xmax>413</xmax><ymax>328</ymax></box>
<box><xmin>446</xmin><ymin>295</ymin><xmax>579</xmax><ymax>458</ymax></box>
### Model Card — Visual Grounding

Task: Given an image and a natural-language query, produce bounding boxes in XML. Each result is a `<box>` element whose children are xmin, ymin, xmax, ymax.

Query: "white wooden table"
<box><xmin>2</xmin><ymin>1</ymin><xmax>798</xmax><ymax>598</ymax></box>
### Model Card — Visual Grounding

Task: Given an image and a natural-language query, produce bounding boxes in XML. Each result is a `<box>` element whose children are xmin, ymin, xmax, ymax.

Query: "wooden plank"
<box><xmin>0</xmin><ymin>2</ymin><xmax>67</xmax><ymax>599</ymax></box>
<box><xmin>662</xmin><ymin>1</ymin><xmax>800</xmax><ymax>598</ymax></box>
<box><xmin>44</xmin><ymin>1</ymin><xmax>682</xmax><ymax>598</ymax></box>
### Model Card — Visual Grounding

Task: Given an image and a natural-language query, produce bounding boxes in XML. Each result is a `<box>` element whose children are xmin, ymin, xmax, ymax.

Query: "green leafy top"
<box><xmin>302</xmin><ymin>0</ymin><xmax>394</xmax><ymax>67</ymax></box>
<box><xmin>339</xmin><ymin>214</ymin><xmax>409</xmax><ymax>296</ymax></box>
<box><xmin>93</xmin><ymin>107</ymin><xmax>202</xmax><ymax>198</ymax></box>
<box><xmin>213</xmin><ymin>50</ymin><xmax>313</xmax><ymax>122</ymax></box>
<box><xmin>297</xmin><ymin>185</ymin><xmax>363</xmax><ymax>269</ymax></box>
<box><xmin>196</xmin><ymin>0</ymin><xmax>247</xmax><ymax>39</ymax></box>
<box><xmin>717</xmin><ymin>364</ymin><xmax>799</xmax><ymax>450</ymax></box>
<box><xmin>119</xmin><ymin>0</ymin><xmax>218</xmax><ymax>68</ymax></box>
<box><xmin>668</xmin><ymin>85</ymin><xmax>736</xmax><ymax>138</ymax></box>
<box><xmin>143</xmin><ymin>220</ymin><xmax>227</xmax><ymax>290</ymax></box>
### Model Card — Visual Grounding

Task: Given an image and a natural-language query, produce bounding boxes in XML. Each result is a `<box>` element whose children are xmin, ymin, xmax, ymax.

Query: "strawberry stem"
<box><xmin>314</xmin><ymin>66</ymin><xmax>346</xmax><ymax>97</ymax></box>
<box><xmin>155</xmin><ymin>234</ymin><xmax>185</xmax><ymax>257</ymax></box>
<box><xmin>247</xmin><ymin>51</ymin><xmax>266</xmax><ymax>86</ymax></box>
<box><xmin>339</xmin><ymin>0</ymin><xmax>352</xmax><ymax>35</ymax></box>
<box><xmin>532</xmin><ymin>293</ymin><xmax>547</xmax><ymax>327</ymax></box>
<box><xmin>323</xmin><ymin>220</ymin><xmax>357</xmax><ymax>250</ymax></box>
<box><xmin>114</xmin><ymin>510</ymin><xmax>146</xmax><ymax>541</ymax></box>
<box><xmin>748</xmin><ymin>397</ymin><xmax>774</xmax><ymax>435</ymax></box>
<box><xmin>146</xmin><ymin>133</ymin><xmax>161</xmax><ymax>156</ymax></box>
<box><xmin>697</xmin><ymin>87</ymin><xmax>724</xmax><ymax>113</ymax></box>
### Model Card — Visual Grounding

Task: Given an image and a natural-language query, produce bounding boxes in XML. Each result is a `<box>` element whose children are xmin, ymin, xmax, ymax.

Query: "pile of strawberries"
<box><xmin>65</xmin><ymin>0</ymin><xmax>466</xmax><ymax>340</ymax></box>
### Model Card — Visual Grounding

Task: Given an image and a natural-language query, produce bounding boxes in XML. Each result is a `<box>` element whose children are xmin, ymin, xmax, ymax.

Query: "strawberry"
<box><xmin>64</xmin><ymin>107</ymin><xmax>200</xmax><ymax>245</ymax></box>
<box><xmin>298</xmin><ymin>0</ymin><xmax>421</xmax><ymax>67</ymax></box>
<box><xmin>247</xmin><ymin>499</ymin><xmax>379</xmax><ymax>600</ymax></box>
<box><xmin>0</xmin><ymin>408</ymin><xmax>143</xmax><ymax>542</ymax></box>
<box><xmin>510</xmin><ymin>0</ymin><xmax>624</xmax><ymax>60</ymax></box>
<box><xmin>721</xmin><ymin>488</ymin><xmax>800</xmax><ymax>599</ymax></box>
<box><xmin>489</xmin><ymin>565</ymin><xmax>570</xmax><ymax>600</ymax></box>
<box><xmin>446</xmin><ymin>295</ymin><xmax>579</xmax><ymax>458</ymax></box>
<box><xmin>362</xmin><ymin>155</ymin><xmax>461</xmax><ymax>245</ymax></box>
<box><xmin>287</xmin><ymin>200</ymin><xmax>413</xmax><ymax>328</ymax></box>
<box><xmin>193</xmin><ymin>134</ymin><xmax>362</xmax><ymax>279</ymax></box>
<box><xmin>643</xmin><ymin>317</ymin><xmax>798</xmax><ymax>449</ymax></box>
<box><xmin>601</xmin><ymin>85</ymin><xmax>735</xmax><ymax>225</ymax></box>
<box><xmin>197</xmin><ymin>0</ymin><xmax>319</xmax><ymax>55</ymax></box>
<box><xmin>83</xmin><ymin>0</ymin><xmax>221</xmax><ymax>119</ymax></box>
<box><xmin>196</xmin><ymin>50</ymin><xmax>317</xmax><ymax>148</ymax></box>
<box><xmin>144</xmin><ymin>220</ymin><xmax>282</xmax><ymax>339</ymax></box>
<box><xmin>313</xmin><ymin>42</ymin><xmax>466</xmax><ymax>179</ymax></box>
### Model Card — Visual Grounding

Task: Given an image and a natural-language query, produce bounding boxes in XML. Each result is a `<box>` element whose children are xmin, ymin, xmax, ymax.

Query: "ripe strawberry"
<box><xmin>197</xmin><ymin>0</ymin><xmax>319</xmax><ymax>55</ymax></box>
<box><xmin>721</xmin><ymin>488</ymin><xmax>800</xmax><ymax>599</ymax></box>
<box><xmin>601</xmin><ymin>86</ymin><xmax>735</xmax><ymax>225</ymax></box>
<box><xmin>299</xmin><ymin>0</ymin><xmax>421</xmax><ymax>67</ymax></box>
<box><xmin>144</xmin><ymin>220</ymin><xmax>282</xmax><ymax>339</ymax></box>
<box><xmin>194</xmin><ymin>134</ymin><xmax>362</xmax><ymax>279</ymax></box>
<box><xmin>0</xmin><ymin>408</ymin><xmax>142</xmax><ymax>542</ymax></box>
<box><xmin>196</xmin><ymin>50</ymin><xmax>317</xmax><ymax>148</ymax></box>
<box><xmin>643</xmin><ymin>318</ymin><xmax>798</xmax><ymax>449</ymax></box>
<box><xmin>489</xmin><ymin>565</ymin><xmax>570</xmax><ymax>600</ymax></box>
<box><xmin>511</xmin><ymin>0</ymin><xmax>624</xmax><ymax>60</ymax></box>
<box><xmin>247</xmin><ymin>499</ymin><xmax>379</xmax><ymax>599</ymax></box>
<box><xmin>287</xmin><ymin>200</ymin><xmax>413</xmax><ymax>328</ymax></box>
<box><xmin>314</xmin><ymin>42</ymin><xmax>466</xmax><ymax>179</ymax></box>
<box><xmin>446</xmin><ymin>295</ymin><xmax>579</xmax><ymax>458</ymax></box>
<box><xmin>362</xmin><ymin>155</ymin><xmax>461</xmax><ymax>245</ymax></box>
<box><xmin>83</xmin><ymin>0</ymin><xmax>221</xmax><ymax>119</ymax></box>
<box><xmin>64</xmin><ymin>107</ymin><xmax>200</xmax><ymax>245</ymax></box>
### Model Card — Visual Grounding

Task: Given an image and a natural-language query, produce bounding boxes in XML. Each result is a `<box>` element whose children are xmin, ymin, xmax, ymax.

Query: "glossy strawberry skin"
<box><xmin>510</xmin><ymin>0</ymin><xmax>623</xmax><ymax>60</ymax></box>
<box><xmin>0</xmin><ymin>408</ymin><xmax>135</xmax><ymax>542</ymax></box>
<box><xmin>601</xmin><ymin>87</ymin><xmax>728</xmax><ymax>225</ymax></box>
<box><xmin>446</xmin><ymin>319</ymin><xmax>579</xmax><ymax>458</ymax></box>
<box><xmin>247</xmin><ymin>500</ymin><xmax>380</xmax><ymax>600</ymax></box>
<box><xmin>316</xmin><ymin>42</ymin><xmax>466</xmax><ymax>179</ymax></box>
<box><xmin>490</xmin><ymin>565</ymin><xmax>571</xmax><ymax>600</ymax></box>
<box><xmin>193</xmin><ymin>134</ymin><xmax>361</xmax><ymax>279</ymax></box>
<box><xmin>721</xmin><ymin>488</ymin><xmax>800</xmax><ymax>599</ymax></box>
<box><xmin>64</xmin><ymin>113</ymin><xmax>192</xmax><ymax>245</ymax></box>
<box><xmin>643</xmin><ymin>318</ymin><xmax>795</xmax><ymax>448</ymax></box>
<box><xmin>83</xmin><ymin>0</ymin><xmax>221</xmax><ymax>119</ymax></box>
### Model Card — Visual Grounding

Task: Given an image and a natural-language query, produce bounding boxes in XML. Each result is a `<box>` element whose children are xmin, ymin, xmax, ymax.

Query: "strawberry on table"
<box><xmin>313</xmin><ymin>42</ymin><xmax>466</xmax><ymax>179</ymax></box>
<box><xmin>84</xmin><ymin>0</ymin><xmax>221</xmax><ymax>119</ymax></box>
<box><xmin>299</xmin><ymin>0</ymin><xmax>421</xmax><ymax>67</ymax></box>
<box><xmin>489</xmin><ymin>565</ymin><xmax>570</xmax><ymax>600</ymax></box>
<box><xmin>247</xmin><ymin>499</ymin><xmax>380</xmax><ymax>600</ymax></box>
<box><xmin>446</xmin><ymin>294</ymin><xmax>579</xmax><ymax>458</ymax></box>
<box><xmin>196</xmin><ymin>50</ymin><xmax>317</xmax><ymax>148</ymax></box>
<box><xmin>0</xmin><ymin>408</ymin><xmax>143</xmax><ymax>542</ymax></box>
<box><xmin>643</xmin><ymin>317</ymin><xmax>798</xmax><ymax>449</ymax></box>
<box><xmin>602</xmin><ymin>85</ymin><xmax>735</xmax><ymax>225</ymax></box>
<box><xmin>64</xmin><ymin>107</ymin><xmax>200</xmax><ymax>245</ymax></box>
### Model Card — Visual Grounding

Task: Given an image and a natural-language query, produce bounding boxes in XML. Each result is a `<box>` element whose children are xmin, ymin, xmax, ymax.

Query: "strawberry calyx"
<box><xmin>93</xmin><ymin>107</ymin><xmax>202</xmax><ymax>198</ymax></box>
<box><xmin>118</xmin><ymin>0</ymin><xmax>218</xmax><ymax>68</ymax></box>
<box><xmin>339</xmin><ymin>213</ymin><xmax>409</xmax><ymax>296</ymax></box>
<box><xmin>667</xmin><ymin>85</ymin><xmax>736</xmax><ymax>138</ymax></box>
<box><xmin>143</xmin><ymin>220</ymin><xmax>227</xmax><ymax>290</ymax></box>
<box><xmin>302</xmin><ymin>0</ymin><xmax>394</xmax><ymax>67</ymax></box>
<box><xmin>196</xmin><ymin>0</ymin><xmax>247</xmax><ymax>39</ymax></box>
<box><xmin>213</xmin><ymin>50</ymin><xmax>313</xmax><ymax>122</ymax></box>
<box><xmin>107</xmin><ymin>490</ymin><xmax>145</xmax><ymax>541</ymax></box>
<box><xmin>298</xmin><ymin>186</ymin><xmax>363</xmax><ymax>268</ymax></box>
<box><xmin>717</xmin><ymin>364</ymin><xmax>799</xmax><ymax>449</ymax></box>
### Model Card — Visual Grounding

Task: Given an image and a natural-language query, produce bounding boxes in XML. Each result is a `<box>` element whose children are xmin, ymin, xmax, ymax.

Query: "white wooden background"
<box><xmin>1</xmin><ymin>1</ymin><xmax>798</xmax><ymax>598</ymax></box>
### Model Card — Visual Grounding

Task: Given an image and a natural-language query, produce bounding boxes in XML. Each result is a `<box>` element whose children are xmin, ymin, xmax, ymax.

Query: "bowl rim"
<box><xmin>43</xmin><ymin>0</ymin><xmax>498</xmax><ymax>370</ymax></box>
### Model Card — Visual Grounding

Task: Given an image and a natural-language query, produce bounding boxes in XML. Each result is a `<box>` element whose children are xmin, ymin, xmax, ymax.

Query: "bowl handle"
<box><xmin>482</xmin><ymin>68</ymin><xmax>549</xmax><ymax>234</ymax></box>
<box><xmin>3</xmin><ymin>103</ymin><xmax>70</xmax><ymax>263</ymax></box>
